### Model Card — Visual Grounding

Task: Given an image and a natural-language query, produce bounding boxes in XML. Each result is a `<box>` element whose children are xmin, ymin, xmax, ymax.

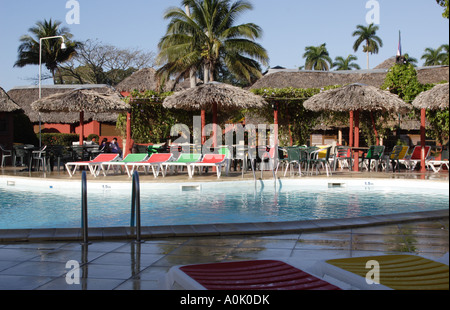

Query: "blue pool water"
<box><xmin>0</xmin><ymin>179</ymin><xmax>448</xmax><ymax>229</ymax></box>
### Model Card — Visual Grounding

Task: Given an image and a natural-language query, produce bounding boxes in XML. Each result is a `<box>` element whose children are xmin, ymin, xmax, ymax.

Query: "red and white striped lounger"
<box><xmin>65</xmin><ymin>153</ymin><xmax>120</xmax><ymax>177</ymax></box>
<box><xmin>163</xmin><ymin>260</ymin><xmax>341</xmax><ymax>290</ymax></box>
<box><xmin>187</xmin><ymin>154</ymin><xmax>226</xmax><ymax>179</ymax></box>
<box><xmin>126</xmin><ymin>153</ymin><xmax>173</xmax><ymax>178</ymax></box>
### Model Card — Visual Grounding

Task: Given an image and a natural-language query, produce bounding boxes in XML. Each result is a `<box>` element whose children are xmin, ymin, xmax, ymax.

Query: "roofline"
<box><xmin>265</xmin><ymin>65</ymin><xmax>449</xmax><ymax>76</ymax></box>
<box><xmin>9</xmin><ymin>84</ymin><xmax>113</xmax><ymax>90</ymax></box>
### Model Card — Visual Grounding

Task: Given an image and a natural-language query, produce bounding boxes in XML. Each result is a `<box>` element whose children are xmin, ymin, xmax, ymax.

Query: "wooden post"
<box><xmin>353</xmin><ymin>110</ymin><xmax>360</xmax><ymax>172</ymax></box>
<box><xmin>420</xmin><ymin>108</ymin><xmax>427</xmax><ymax>173</ymax></box>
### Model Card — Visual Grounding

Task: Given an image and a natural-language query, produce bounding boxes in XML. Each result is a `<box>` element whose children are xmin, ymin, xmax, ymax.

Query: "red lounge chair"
<box><xmin>163</xmin><ymin>260</ymin><xmax>341</xmax><ymax>290</ymax></box>
<box><xmin>187</xmin><ymin>154</ymin><xmax>226</xmax><ymax>179</ymax></box>
<box><xmin>127</xmin><ymin>153</ymin><xmax>173</xmax><ymax>178</ymax></box>
<box><xmin>399</xmin><ymin>145</ymin><xmax>431</xmax><ymax>170</ymax></box>
<box><xmin>65</xmin><ymin>153</ymin><xmax>120</xmax><ymax>177</ymax></box>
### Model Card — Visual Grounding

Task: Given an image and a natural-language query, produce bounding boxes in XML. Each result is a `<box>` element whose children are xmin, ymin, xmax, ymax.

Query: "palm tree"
<box><xmin>352</xmin><ymin>23</ymin><xmax>383</xmax><ymax>69</ymax></box>
<box><xmin>439</xmin><ymin>44</ymin><xmax>449</xmax><ymax>65</ymax></box>
<box><xmin>157</xmin><ymin>0</ymin><xmax>268</xmax><ymax>86</ymax></box>
<box><xmin>332</xmin><ymin>54</ymin><xmax>361</xmax><ymax>71</ymax></box>
<box><xmin>302</xmin><ymin>43</ymin><xmax>333</xmax><ymax>71</ymax></box>
<box><xmin>421</xmin><ymin>46</ymin><xmax>445</xmax><ymax>66</ymax></box>
<box><xmin>14</xmin><ymin>19</ymin><xmax>79</xmax><ymax>83</ymax></box>
<box><xmin>403</xmin><ymin>53</ymin><xmax>418</xmax><ymax>67</ymax></box>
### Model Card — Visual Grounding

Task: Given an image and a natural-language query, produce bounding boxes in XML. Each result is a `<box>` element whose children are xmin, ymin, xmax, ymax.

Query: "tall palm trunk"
<box><xmin>366</xmin><ymin>40</ymin><xmax>370</xmax><ymax>69</ymax></box>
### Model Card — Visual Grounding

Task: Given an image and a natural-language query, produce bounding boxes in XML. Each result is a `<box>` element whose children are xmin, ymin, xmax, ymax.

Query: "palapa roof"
<box><xmin>303</xmin><ymin>83</ymin><xmax>411</xmax><ymax>113</ymax></box>
<box><xmin>7</xmin><ymin>85</ymin><xmax>122</xmax><ymax>124</ymax></box>
<box><xmin>412</xmin><ymin>83</ymin><xmax>449</xmax><ymax>110</ymax></box>
<box><xmin>249</xmin><ymin>66</ymin><xmax>449</xmax><ymax>90</ymax></box>
<box><xmin>115</xmin><ymin>68</ymin><xmax>162</xmax><ymax>92</ymax></box>
<box><xmin>116</xmin><ymin>67</ymin><xmax>201</xmax><ymax>93</ymax></box>
<box><xmin>163</xmin><ymin>82</ymin><xmax>267</xmax><ymax>112</ymax></box>
<box><xmin>0</xmin><ymin>86</ymin><xmax>21</xmax><ymax>113</ymax></box>
<box><xmin>31</xmin><ymin>88</ymin><xmax>129</xmax><ymax>113</ymax></box>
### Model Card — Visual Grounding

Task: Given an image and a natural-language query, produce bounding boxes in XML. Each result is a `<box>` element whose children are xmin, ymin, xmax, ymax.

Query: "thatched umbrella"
<box><xmin>1</xmin><ymin>87</ymin><xmax>22</xmax><ymax>112</ymax></box>
<box><xmin>304</xmin><ymin>83</ymin><xmax>411</xmax><ymax>171</ymax></box>
<box><xmin>412</xmin><ymin>83</ymin><xmax>449</xmax><ymax>172</ymax></box>
<box><xmin>32</xmin><ymin>88</ymin><xmax>130</xmax><ymax>146</ymax></box>
<box><xmin>163</xmin><ymin>82</ymin><xmax>268</xmax><ymax>146</ymax></box>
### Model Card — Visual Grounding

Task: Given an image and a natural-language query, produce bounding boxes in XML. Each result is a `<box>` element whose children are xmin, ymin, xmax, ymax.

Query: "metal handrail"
<box><xmin>81</xmin><ymin>171</ymin><xmax>88</xmax><ymax>244</ymax></box>
<box><xmin>131</xmin><ymin>171</ymin><xmax>142</xmax><ymax>242</ymax></box>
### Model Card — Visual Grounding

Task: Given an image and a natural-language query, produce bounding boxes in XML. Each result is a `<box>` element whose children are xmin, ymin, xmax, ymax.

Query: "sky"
<box><xmin>0</xmin><ymin>0</ymin><xmax>448</xmax><ymax>92</ymax></box>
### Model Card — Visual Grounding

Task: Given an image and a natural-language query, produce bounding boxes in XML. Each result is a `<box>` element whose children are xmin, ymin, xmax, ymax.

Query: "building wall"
<box><xmin>34</xmin><ymin>120</ymin><xmax>123</xmax><ymax>148</ymax></box>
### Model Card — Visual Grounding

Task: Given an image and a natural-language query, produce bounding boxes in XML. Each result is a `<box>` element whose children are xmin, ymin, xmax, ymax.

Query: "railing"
<box><xmin>81</xmin><ymin>171</ymin><xmax>89</xmax><ymax>244</ymax></box>
<box><xmin>130</xmin><ymin>171</ymin><xmax>142</xmax><ymax>243</ymax></box>
<box><xmin>80</xmin><ymin>170</ymin><xmax>143</xmax><ymax>244</ymax></box>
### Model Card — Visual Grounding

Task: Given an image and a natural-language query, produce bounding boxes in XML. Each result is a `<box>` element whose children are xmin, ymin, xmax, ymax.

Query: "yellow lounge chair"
<box><xmin>313</xmin><ymin>253</ymin><xmax>449</xmax><ymax>290</ymax></box>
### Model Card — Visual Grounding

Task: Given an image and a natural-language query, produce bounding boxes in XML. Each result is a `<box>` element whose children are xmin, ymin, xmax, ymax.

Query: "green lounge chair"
<box><xmin>163</xmin><ymin>153</ymin><xmax>202</xmax><ymax>176</ymax></box>
<box><xmin>362</xmin><ymin>145</ymin><xmax>385</xmax><ymax>172</ymax></box>
<box><xmin>100</xmin><ymin>153</ymin><xmax>148</xmax><ymax>177</ymax></box>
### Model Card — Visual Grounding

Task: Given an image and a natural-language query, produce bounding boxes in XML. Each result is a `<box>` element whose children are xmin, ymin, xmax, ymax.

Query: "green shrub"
<box><xmin>41</xmin><ymin>133</ymin><xmax>79</xmax><ymax>146</ymax></box>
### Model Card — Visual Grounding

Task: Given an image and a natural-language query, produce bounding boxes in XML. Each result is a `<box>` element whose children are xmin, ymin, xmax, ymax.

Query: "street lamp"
<box><xmin>38</xmin><ymin>35</ymin><xmax>66</xmax><ymax>147</ymax></box>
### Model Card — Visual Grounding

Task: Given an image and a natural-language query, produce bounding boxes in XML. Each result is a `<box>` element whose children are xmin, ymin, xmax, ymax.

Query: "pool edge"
<box><xmin>1</xmin><ymin>209</ymin><xmax>448</xmax><ymax>243</ymax></box>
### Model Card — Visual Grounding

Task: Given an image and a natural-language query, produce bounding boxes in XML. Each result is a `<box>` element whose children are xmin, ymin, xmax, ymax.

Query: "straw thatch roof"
<box><xmin>163</xmin><ymin>82</ymin><xmax>267</xmax><ymax>112</ymax></box>
<box><xmin>412</xmin><ymin>83</ymin><xmax>449</xmax><ymax>110</ymax></box>
<box><xmin>0</xmin><ymin>87</ymin><xmax>21</xmax><ymax>113</ymax></box>
<box><xmin>374</xmin><ymin>57</ymin><xmax>397</xmax><ymax>69</ymax></box>
<box><xmin>7</xmin><ymin>85</ymin><xmax>121</xmax><ymax>124</ymax></box>
<box><xmin>31</xmin><ymin>88</ymin><xmax>129</xmax><ymax>114</ymax></box>
<box><xmin>116</xmin><ymin>67</ymin><xmax>202</xmax><ymax>93</ymax></box>
<box><xmin>115</xmin><ymin>68</ymin><xmax>162</xmax><ymax>92</ymax></box>
<box><xmin>303</xmin><ymin>83</ymin><xmax>411</xmax><ymax>113</ymax></box>
<box><xmin>249</xmin><ymin>66</ymin><xmax>449</xmax><ymax>90</ymax></box>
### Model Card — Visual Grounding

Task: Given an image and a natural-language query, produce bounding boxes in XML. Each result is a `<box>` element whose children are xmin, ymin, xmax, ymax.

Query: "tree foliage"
<box><xmin>157</xmin><ymin>0</ymin><xmax>268</xmax><ymax>86</ymax></box>
<box><xmin>14</xmin><ymin>19</ymin><xmax>80</xmax><ymax>83</ymax></box>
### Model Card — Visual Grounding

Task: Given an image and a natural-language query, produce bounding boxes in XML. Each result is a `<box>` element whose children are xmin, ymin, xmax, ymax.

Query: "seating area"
<box><xmin>2</xmin><ymin>142</ymin><xmax>448</xmax><ymax>177</ymax></box>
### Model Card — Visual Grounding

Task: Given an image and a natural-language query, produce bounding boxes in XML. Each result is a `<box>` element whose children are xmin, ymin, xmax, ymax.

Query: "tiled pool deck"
<box><xmin>0</xmin><ymin>167</ymin><xmax>448</xmax><ymax>290</ymax></box>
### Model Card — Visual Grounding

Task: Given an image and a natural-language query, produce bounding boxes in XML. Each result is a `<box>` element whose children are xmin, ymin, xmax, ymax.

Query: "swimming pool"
<box><xmin>0</xmin><ymin>177</ymin><xmax>448</xmax><ymax>230</ymax></box>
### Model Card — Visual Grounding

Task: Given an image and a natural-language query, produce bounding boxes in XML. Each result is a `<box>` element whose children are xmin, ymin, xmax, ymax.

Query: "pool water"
<box><xmin>0</xmin><ymin>179</ymin><xmax>448</xmax><ymax>230</ymax></box>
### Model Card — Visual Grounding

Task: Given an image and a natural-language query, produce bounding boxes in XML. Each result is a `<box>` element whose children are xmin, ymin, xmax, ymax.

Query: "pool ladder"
<box><xmin>130</xmin><ymin>171</ymin><xmax>143</xmax><ymax>243</ymax></box>
<box><xmin>80</xmin><ymin>170</ymin><xmax>143</xmax><ymax>244</ymax></box>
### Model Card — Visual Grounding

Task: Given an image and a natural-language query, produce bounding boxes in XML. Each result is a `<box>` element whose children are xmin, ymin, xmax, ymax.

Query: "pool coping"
<box><xmin>1</xmin><ymin>209</ymin><xmax>448</xmax><ymax>243</ymax></box>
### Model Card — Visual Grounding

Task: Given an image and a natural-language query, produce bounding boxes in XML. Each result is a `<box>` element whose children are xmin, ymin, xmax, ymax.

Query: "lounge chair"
<box><xmin>126</xmin><ymin>153</ymin><xmax>173</xmax><ymax>178</ymax></box>
<box><xmin>361</xmin><ymin>145</ymin><xmax>385</xmax><ymax>172</ymax></box>
<box><xmin>218</xmin><ymin>146</ymin><xmax>232</xmax><ymax>175</ymax></box>
<box><xmin>426</xmin><ymin>149</ymin><xmax>449</xmax><ymax>172</ymax></box>
<box><xmin>65</xmin><ymin>153</ymin><xmax>120</xmax><ymax>177</ymax></box>
<box><xmin>382</xmin><ymin>145</ymin><xmax>409</xmax><ymax>172</ymax></box>
<box><xmin>187</xmin><ymin>154</ymin><xmax>227</xmax><ymax>179</ymax></box>
<box><xmin>100</xmin><ymin>153</ymin><xmax>148</xmax><ymax>177</ymax></box>
<box><xmin>309</xmin><ymin>146</ymin><xmax>332</xmax><ymax>176</ymax></box>
<box><xmin>313</xmin><ymin>253</ymin><xmax>449</xmax><ymax>290</ymax></box>
<box><xmin>163</xmin><ymin>153</ymin><xmax>202</xmax><ymax>176</ymax></box>
<box><xmin>399</xmin><ymin>145</ymin><xmax>431</xmax><ymax>170</ymax></box>
<box><xmin>162</xmin><ymin>260</ymin><xmax>341</xmax><ymax>290</ymax></box>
